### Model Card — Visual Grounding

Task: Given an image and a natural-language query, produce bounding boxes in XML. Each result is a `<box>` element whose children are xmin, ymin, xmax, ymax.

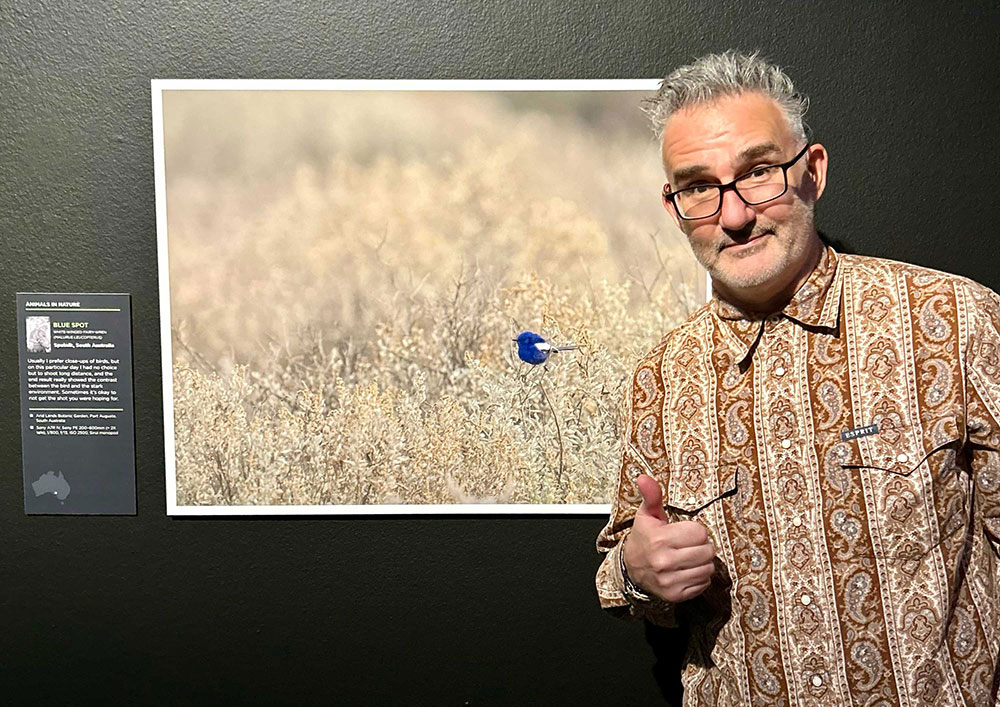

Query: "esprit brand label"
<box><xmin>841</xmin><ymin>423</ymin><xmax>879</xmax><ymax>442</ymax></box>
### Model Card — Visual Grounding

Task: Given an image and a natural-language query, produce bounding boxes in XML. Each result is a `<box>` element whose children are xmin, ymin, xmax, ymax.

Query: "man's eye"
<box><xmin>745</xmin><ymin>165</ymin><xmax>777</xmax><ymax>179</ymax></box>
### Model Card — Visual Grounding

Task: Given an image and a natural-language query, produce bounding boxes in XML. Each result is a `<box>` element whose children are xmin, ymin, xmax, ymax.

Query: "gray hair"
<box><xmin>642</xmin><ymin>50</ymin><xmax>809</xmax><ymax>142</ymax></box>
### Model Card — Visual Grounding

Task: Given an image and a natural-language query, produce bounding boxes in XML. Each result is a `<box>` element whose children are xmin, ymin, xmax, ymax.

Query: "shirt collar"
<box><xmin>710</xmin><ymin>245</ymin><xmax>843</xmax><ymax>365</ymax></box>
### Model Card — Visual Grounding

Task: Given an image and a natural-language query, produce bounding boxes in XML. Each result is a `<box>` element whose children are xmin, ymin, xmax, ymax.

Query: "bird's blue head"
<box><xmin>515</xmin><ymin>331</ymin><xmax>544</xmax><ymax>346</ymax></box>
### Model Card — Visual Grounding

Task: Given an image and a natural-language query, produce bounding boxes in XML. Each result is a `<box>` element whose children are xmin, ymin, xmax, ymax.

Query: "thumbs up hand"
<box><xmin>622</xmin><ymin>474</ymin><xmax>716</xmax><ymax>603</ymax></box>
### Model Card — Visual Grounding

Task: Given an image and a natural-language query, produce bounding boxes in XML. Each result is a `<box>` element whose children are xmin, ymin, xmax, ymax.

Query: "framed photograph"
<box><xmin>153</xmin><ymin>79</ymin><xmax>707</xmax><ymax>515</ymax></box>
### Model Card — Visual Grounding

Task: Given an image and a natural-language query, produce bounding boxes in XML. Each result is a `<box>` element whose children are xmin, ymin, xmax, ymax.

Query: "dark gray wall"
<box><xmin>2</xmin><ymin>2</ymin><xmax>998</xmax><ymax>704</ymax></box>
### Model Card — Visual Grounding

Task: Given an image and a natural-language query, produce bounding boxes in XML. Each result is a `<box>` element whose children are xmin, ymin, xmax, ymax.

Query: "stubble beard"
<box><xmin>691</xmin><ymin>202</ymin><xmax>816</xmax><ymax>292</ymax></box>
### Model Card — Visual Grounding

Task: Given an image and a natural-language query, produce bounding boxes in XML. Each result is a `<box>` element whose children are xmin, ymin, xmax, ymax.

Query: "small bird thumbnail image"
<box><xmin>512</xmin><ymin>330</ymin><xmax>578</xmax><ymax>366</ymax></box>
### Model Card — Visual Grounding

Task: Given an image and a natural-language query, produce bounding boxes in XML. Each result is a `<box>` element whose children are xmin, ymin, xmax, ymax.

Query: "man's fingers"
<box><xmin>672</xmin><ymin>564</ymin><xmax>715</xmax><ymax>586</ymax></box>
<box><xmin>677</xmin><ymin>580</ymin><xmax>712</xmax><ymax>602</ymax></box>
<box><xmin>668</xmin><ymin>543</ymin><xmax>716</xmax><ymax>570</ymax></box>
<box><xmin>635</xmin><ymin>474</ymin><xmax>669</xmax><ymax>522</ymax></box>
<box><xmin>666</xmin><ymin>520</ymin><xmax>712</xmax><ymax>548</ymax></box>
<box><xmin>654</xmin><ymin>568</ymin><xmax>714</xmax><ymax>604</ymax></box>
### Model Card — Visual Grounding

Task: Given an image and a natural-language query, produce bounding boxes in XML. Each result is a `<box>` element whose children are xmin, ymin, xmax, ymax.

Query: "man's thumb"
<box><xmin>636</xmin><ymin>474</ymin><xmax>669</xmax><ymax>522</ymax></box>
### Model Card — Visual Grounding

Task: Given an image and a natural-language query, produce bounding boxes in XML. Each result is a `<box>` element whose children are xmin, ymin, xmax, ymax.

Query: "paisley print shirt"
<box><xmin>596</xmin><ymin>246</ymin><xmax>1000</xmax><ymax>706</ymax></box>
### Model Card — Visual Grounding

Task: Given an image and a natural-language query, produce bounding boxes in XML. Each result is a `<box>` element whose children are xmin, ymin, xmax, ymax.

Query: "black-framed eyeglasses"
<box><xmin>662</xmin><ymin>143</ymin><xmax>811</xmax><ymax>220</ymax></box>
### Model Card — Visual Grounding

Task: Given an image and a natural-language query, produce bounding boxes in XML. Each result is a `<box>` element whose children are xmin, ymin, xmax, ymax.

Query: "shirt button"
<box><xmin>811</xmin><ymin>675</ymin><xmax>823</xmax><ymax>687</ymax></box>
<box><xmin>774</xmin><ymin>366</ymin><xmax>786</xmax><ymax>377</ymax></box>
<box><xmin>896</xmin><ymin>453</ymin><xmax>910</xmax><ymax>463</ymax></box>
<box><xmin>792</xmin><ymin>517</ymin><xmax>802</xmax><ymax>527</ymax></box>
<box><xmin>687</xmin><ymin>495</ymin><xmax>696</xmax><ymax>505</ymax></box>
<box><xmin>801</xmin><ymin>594</ymin><xmax>812</xmax><ymax>605</ymax></box>
<box><xmin>781</xmin><ymin>439</ymin><xmax>792</xmax><ymax>450</ymax></box>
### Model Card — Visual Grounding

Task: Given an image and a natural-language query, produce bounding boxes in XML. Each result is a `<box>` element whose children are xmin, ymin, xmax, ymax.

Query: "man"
<box><xmin>595</xmin><ymin>51</ymin><xmax>1000</xmax><ymax>706</ymax></box>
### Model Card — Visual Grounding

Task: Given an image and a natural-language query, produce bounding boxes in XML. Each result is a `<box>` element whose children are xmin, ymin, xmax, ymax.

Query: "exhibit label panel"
<box><xmin>17</xmin><ymin>293</ymin><xmax>137</xmax><ymax>514</ymax></box>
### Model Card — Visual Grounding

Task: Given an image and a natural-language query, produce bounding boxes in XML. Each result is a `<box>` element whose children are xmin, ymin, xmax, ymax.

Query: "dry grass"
<box><xmin>164</xmin><ymin>89</ymin><xmax>701</xmax><ymax>507</ymax></box>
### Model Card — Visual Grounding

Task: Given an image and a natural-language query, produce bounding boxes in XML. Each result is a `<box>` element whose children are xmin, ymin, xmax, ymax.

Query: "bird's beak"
<box><xmin>511</xmin><ymin>338</ymin><xmax>517</xmax><ymax>342</ymax></box>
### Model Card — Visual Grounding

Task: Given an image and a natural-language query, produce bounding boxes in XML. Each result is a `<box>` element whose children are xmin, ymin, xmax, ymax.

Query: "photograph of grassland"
<box><xmin>157</xmin><ymin>83</ymin><xmax>704</xmax><ymax>512</ymax></box>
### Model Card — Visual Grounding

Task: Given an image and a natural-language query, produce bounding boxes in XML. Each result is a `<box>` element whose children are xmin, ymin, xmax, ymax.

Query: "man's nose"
<box><xmin>717</xmin><ymin>186</ymin><xmax>755</xmax><ymax>231</ymax></box>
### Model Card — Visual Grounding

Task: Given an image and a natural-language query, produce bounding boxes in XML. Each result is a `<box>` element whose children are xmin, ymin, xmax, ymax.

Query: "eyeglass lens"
<box><xmin>675</xmin><ymin>166</ymin><xmax>787</xmax><ymax>219</ymax></box>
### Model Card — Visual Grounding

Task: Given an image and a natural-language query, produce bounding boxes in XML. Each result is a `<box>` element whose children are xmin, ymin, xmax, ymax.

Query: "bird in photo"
<box><xmin>512</xmin><ymin>330</ymin><xmax>578</xmax><ymax>366</ymax></box>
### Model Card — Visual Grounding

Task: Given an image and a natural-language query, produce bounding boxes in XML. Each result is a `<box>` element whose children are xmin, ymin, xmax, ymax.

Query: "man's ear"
<box><xmin>805</xmin><ymin>143</ymin><xmax>829</xmax><ymax>202</ymax></box>
<box><xmin>661</xmin><ymin>186</ymin><xmax>682</xmax><ymax>230</ymax></box>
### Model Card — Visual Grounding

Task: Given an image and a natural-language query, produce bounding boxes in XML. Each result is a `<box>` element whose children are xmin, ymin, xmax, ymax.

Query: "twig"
<box><xmin>537</xmin><ymin>378</ymin><xmax>564</xmax><ymax>490</ymax></box>
<box><xmin>247</xmin><ymin>371</ymin><xmax>308</xmax><ymax>413</ymax></box>
<box><xmin>646</xmin><ymin>230</ymin><xmax>669</xmax><ymax>294</ymax></box>
<box><xmin>172</xmin><ymin>325</ymin><xmax>224</xmax><ymax>377</ymax></box>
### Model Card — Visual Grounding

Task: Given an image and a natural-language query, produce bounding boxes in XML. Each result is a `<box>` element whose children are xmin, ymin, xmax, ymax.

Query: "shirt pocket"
<box><xmin>844</xmin><ymin>414</ymin><xmax>968</xmax><ymax>563</ymax></box>
<box><xmin>665</xmin><ymin>462</ymin><xmax>740</xmax><ymax>515</ymax></box>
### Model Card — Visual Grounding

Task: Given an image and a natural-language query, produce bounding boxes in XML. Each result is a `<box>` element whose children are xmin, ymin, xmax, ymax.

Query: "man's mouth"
<box><xmin>722</xmin><ymin>229</ymin><xmax>773</xmax><ymax>251</ymax></box>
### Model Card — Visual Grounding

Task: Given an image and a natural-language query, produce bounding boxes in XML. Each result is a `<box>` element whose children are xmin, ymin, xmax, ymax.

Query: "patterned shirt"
<box><xmin>596</xmin><ymin>246</ymin><xmax>1000</xmax><ymax>706</ymax></box>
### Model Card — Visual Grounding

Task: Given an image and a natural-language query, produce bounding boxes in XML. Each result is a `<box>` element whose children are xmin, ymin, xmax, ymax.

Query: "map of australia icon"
<box><xmin>32</xmin><ymin>471</ymin><xmax>71</xmax><ymax>501</ymax></box>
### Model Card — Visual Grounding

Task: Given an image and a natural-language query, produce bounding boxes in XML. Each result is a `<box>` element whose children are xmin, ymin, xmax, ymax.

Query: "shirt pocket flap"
<box><xmin>666</xmin><ymin>462</ymin><xmax>739</xmax><ymax>514</ymax></box>
<box><xmin>852</xmin><ymin>415</ymin><xmax>962</xmax><ymax>476</ymax></box>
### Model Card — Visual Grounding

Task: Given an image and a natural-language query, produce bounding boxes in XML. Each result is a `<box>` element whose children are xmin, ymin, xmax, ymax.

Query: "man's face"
<box><xmin>661</xmin><ymin>92</ymin><xmax>827</xmax><ymax>304</ymax></box>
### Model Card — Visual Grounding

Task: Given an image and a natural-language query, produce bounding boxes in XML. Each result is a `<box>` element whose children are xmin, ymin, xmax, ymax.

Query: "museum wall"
<box><xmin>2</xmin><ymin>1</ymin><xmax>998</xmax><ymax>703</ymax></box>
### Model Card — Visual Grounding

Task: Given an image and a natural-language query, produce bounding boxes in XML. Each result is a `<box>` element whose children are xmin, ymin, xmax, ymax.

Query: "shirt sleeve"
<box><xmin>595</xmin><ymin>338</ymin><xmax>677</xmax><ymax>627</ymax></box>
<box><xmin>963</xmin><ymin>280</ymin><xmax>1000</xmax><ymax>562</ymax></box>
